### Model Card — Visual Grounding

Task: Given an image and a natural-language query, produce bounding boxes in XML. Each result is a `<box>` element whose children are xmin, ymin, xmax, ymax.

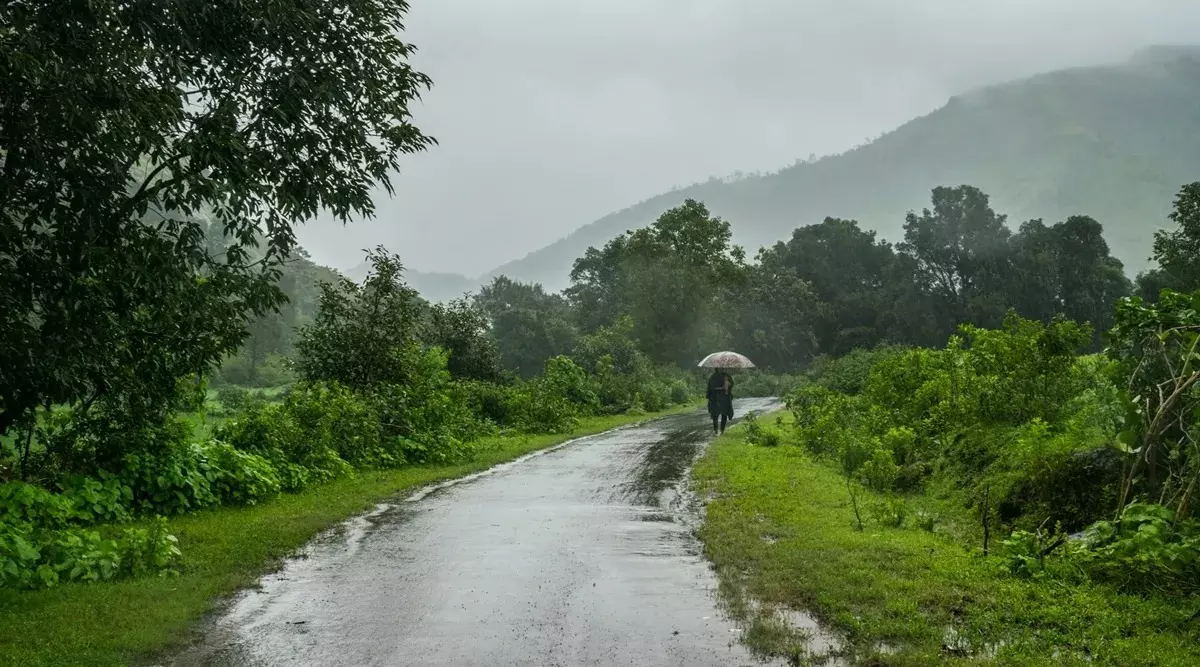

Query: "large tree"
<box><xmin>475</xmin><ymin>277</ymin><xmax>577</xmax><ymax>377</ymax></box>
<box><xmin>421</xmin><ymin>298</ymin><xmax>503</xmax><ymax>383</ymax></box>
<box><xmin>1148</xmin><ymin>182</ymin><xmax>1200</xmax><ymax>293</ymax></box>
<box><xmin>294</xmin><ymin>247</ymin><xmax>424</xmax><ymax>390</ymax></box>
<box><xmin>754</xmin><ymin>217</ymin><xmax>916</xmax><ymax>358</ymax></box>
<box><xmin>899</xmin><ymin>185</ymin><xmax>1012</xmax><ymax>330</ymax></box>
<box><xmin>0</xmin><ymin>1</ymin><xmax>433</xmax><ymax>441</ymax></box>
<box><xmin>1008</xmin><ymin>216</ymin><xmax>1131</xmax><ymax>346</ymax></box>
<box><xmin>566</xmin><ymin>200</ymin><xmax>746</xmax><ymax>366</ymax></box>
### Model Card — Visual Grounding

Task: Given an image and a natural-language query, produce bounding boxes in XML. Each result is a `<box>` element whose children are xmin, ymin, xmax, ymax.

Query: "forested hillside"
<box><xmin>489</xmin><ymin>46</ymin><xmax>1200</xmax><ymax>289</ymax></box>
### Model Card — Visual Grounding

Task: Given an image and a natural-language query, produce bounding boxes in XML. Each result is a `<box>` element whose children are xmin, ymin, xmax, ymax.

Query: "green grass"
<box><xmin>693</xmin><ymin>413</ymin><xmax>1200</xmax><ymax>666</ymax></box>
<box><xmin>0</xmin><ymin>406</ymin><xmax>694</xmax><ymax>667</ymax></box>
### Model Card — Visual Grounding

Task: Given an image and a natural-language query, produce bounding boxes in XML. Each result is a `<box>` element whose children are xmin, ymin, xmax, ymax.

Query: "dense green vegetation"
<box><xmin>3</xmin><ymin>2</ymin><xmax>1199</xmax><ymax>665</ymax></box>
<box><xmin>692</xmin><ymin>185</ymin><xmax>1200</xmax><ymax>664</ymax></box>
<box><xmin>0</xmin><ymin>410</ymin><xmax>690</xmax><ymax>667</ymax></box>
<box><xmin>696</xmin><ymin>414</ymin><xmax>1199</xmax><ymax>666</ymax></box>
<box><xmin>489</xmin><ymin>47</ymin><xmax>1200</xmax><ymax>290</ymax></box>
<box><xmin>0</xmin><ymin>0</ymin><xmax>696</xmax><ymax>616</ymax></box>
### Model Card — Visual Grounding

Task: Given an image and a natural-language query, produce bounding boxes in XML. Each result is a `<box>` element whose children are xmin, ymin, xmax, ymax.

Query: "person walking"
<box><xmin>706</xmin><ymin>368</ymin><xmax>734</xmax><ymax>434</ymax></box>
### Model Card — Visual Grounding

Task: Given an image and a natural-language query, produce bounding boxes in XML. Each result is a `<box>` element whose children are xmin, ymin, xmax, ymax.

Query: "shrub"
<box><xmin>810</xmin><ymin>345</ymin><xmax>907</xmax><ymax>394</ymax></box>
<box><xmin>858</xmin><ymin>448</ymin><xmax>900</xmax><ymax>493</ymax></box>
<box><xmin>213</xmin><ymin>352</ymin><xmax>294</xmax><ymax>388</ymax></box>
<box><xmin>668</xmin><ymin>379</ymin><xmax>693</xmax><ymax>405</ymax></box>
<box><xmin>867</xmin><ymin>496</ymin><xmax>907</xmax><ymax>528</ymax></box>
<box><xmin>0</xmin><ymin>515</ymin><xmax>182</xmax><ymax>590</ymax></box>
<box><xmin>505</xmin><ymin>379</ymin><xmax>579</xmax><ymax>434</ymax></box>
<box><xmin>216</xmin><ymin>400</ymin><xmax>352</xmax><ymax>490</ymax></box>
<box><xmin>736</xmin><ymin>373</ymin><xmax>803</xmax><ymax>397</ymax></box>
<box><xmin>57</xmin><ymin>474</ymin><xmax>133</xmax><ymax>525</ymax></box>
<box><xmin>370</xmin><ymin>349</ymin><xmax>486</xmax><ymax>464</ymax></box>
<box><xmin>456</xmin><ymin>380</ymin><xmax>513</xmax><ymax>426</ymax></box>
<box><xmin>40</xmin><ymin>527</ymin><xmax>122</xmax><ymax>585</ymax></box>
<box><xmin>1071</xmin><ymin>503</ymin><xmax>1200</xmax><ymax>593</ymax></box>
<box><xmin>541</xmin><ymin>356</ymin><xmax>600</xmax><ymax>414</ymax></box>
<box><xmin>743</xmin><ymin>412</ymin><xmax>784</xmax><ymax>447</ymax></box>
<box><xmin>285</xmin><ymin>382</ymin><xmax>382</xmax><ymax>466</ymax></box>
<box><xmin>0</xmin><ymin>521</ymin><xmax>50</xmax><ymax>588</ymax></box>
<box><xmin>638</xmin><ymin>380</ymin><xmax>671</xmax><ymax>412</ymax></box>
<box><xmin>116</xmin><ymin>516</ymin><xmax>182</xmax><ymax>579</ymax></box>
<box><xmin>118</xmin><ymin>443</ymin><xmax>218</xmax><ymax>515</ymax></box>
<box><xmin>202</xmin><ymin>441</ymin><xmax>281</xmax><ymax>506</ymax></box>
<box><xmin>216</xmin><ymin>386</ymin><xmax>252</xmax><ymax>415</ymax></box>
<box><xmin>0</xmin><ymin>482</ymin><xmax>76</xmax><ymax>530</ymax></box>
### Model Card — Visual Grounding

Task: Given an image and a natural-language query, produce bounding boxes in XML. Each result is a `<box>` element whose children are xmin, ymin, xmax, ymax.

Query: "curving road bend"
<box><xmin>171</xmin><ymin>398</ymin><xmax>780</xmax><ymax>667</ymax></box>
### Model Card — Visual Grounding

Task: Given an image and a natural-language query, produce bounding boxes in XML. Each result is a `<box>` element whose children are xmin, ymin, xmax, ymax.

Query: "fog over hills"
<box><xmin>481</xmin><ymin>47</ymin><xmax>1200</xmax><ymax>292</ymax></box>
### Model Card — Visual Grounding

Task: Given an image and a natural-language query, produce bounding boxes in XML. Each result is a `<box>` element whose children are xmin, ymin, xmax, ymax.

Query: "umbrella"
<box><xmin>698</xmin><ymin>351</ymin><xmax>755</xmax><ymax>369</ymax></box>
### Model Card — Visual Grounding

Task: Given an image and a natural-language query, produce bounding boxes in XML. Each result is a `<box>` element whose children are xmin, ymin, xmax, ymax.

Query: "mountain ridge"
<box><xmin>481</xmin><ymin>47</ymin><xmax>1200</xmax><ymax>291</ymax></box>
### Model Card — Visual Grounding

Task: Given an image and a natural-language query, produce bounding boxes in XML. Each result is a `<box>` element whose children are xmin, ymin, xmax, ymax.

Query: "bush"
<box><xmin>457</xmin><ymin>380</ymin><xmax>513</xmax><ymax>426</ymax></box>
<box><xmin>1070</xmin><ymin>503</ymin><xmax>1200</xmax><ymax>593</ymax></box>
<box><xmin>858</xmin><ymin>448</ymin><xmax>900</xmax><ymax>492</ymax></box>
<box><xmin>214</xmin><ymin>352</ymin><xmax>294</xmax><ymax>388</ymax></box>
<box><xmin>669</xmin><ymin>379</ymin><xmax>693</xmax><ymax>405</ymax></box>
<box><xmin>216</xmin><ymin>386</ymin><xmax>252</xmax><ymax>415</ymax></box>
<box><xmin>370</xmin><ymin>348</ymin><xmax>487</xmax><ymax>464</ymax></box>
<box><xmin>867</xmin><ymin>496</ymin><xmax>907</xmax><ymax>528</ymax></box>
<box><xmin>116</xmin><ymin>516</ymin><xmax>182</xmax><ymax>579</ymax></box>
<box><xmin>809</xmin><ymin>345</ymin><xmax>907</xmax><ymax>394</ymax></box>
<box><xmin>743</xmin><ymin>412</ymin><xmax>783</xmax><ymax>447</ymax></box>
<box><xmin>0</xmin><ymin>482</ymin><xmax>76</xmax><ymax>530</ymax></box>
<box><xmin>119</xmin><ymin>443</ymin><xmax>218</xmax><ymax>515</ymax></box>
<box><xmin>57</xmin><ymin>474</ymin><xmax>133</xmax><ymax>525</ymax></box>
<box><xmin>217</xmin><ymin>392</ymin><xmax>356</xmax><ymax>489</ymax></box>
<box><xmin>505</xmin><ymin>379</ymin><xmax>579</xmax><ymax>434</ymax></box>
<box><xmin>0</xmin><ymin>514</ymin><xmax>181</xmax><ymax>590</ymax></box>
<box><xmin>284</xmin><ymin>382</ymin><xmax>382</xmax><ymax>467</ymax></box>
<box><xmin>202</xmin><ymin>441</ymin><xmax>281</xmax><ymax>506</ymax></box>
<box><xmin>541</xmin><ymin>356</ymin><xmax>600</xmax><ymax>414</ymax></box>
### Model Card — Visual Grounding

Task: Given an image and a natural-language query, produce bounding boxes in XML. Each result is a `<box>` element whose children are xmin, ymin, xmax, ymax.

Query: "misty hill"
<box><xmin>486</xmin><ymin>46</ymin><xmax>1200</xmax><ymax>291</ymax></box>
<box><xmin>344</xmin><ymin>261</ymin><xmax>477</xmax><ymax>303</ymax></box>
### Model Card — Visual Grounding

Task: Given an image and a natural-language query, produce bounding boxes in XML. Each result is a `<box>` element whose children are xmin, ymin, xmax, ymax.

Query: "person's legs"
<box><xmin>719</xmin><ymin>414</ymin><xmax>728</xmax><ymax>434</ymax></box>
<box><xmin>711</xmin><ymin>414</ymin><xmax>719</xmax><ymax>434</ymax></box>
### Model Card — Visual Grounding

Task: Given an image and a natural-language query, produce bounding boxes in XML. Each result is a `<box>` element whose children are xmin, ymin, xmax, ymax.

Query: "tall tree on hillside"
<box><xmin>567</xmin><ymin>200</ymin><xmax>746</xmax><ymax>366</ymax></box>
<box><xmin>899</xmin><ymin>186</ymin><xmax>1012</xmax><ymax>330</ymax></box>
<box><xmin>1151</xmin><ymin>182</ymin><xmax>1200</xmax><ymax>292</ymax></box>
<box><xmin>0</xmin><ymin>1</ymin><xmax>433</xmax><ymax>442</ymax></box>
<box><xmin>475</xmin><ymin>277</ymin><xmax>577</xmax><ymax>377</ymax></box>
<box><xmin>730</xmin><ymin>259</ymin><xmax>819</xmax><ymax>371</ymax></box>
<box><xmin>1008</xmin><ymin>216</ymin><xmax>1131</xmax><ymax>345</ymax></box>
<box><xmin>755</xmin><ymin>218</ymin><xmax>919</xmax><ymax>357</ymax></box>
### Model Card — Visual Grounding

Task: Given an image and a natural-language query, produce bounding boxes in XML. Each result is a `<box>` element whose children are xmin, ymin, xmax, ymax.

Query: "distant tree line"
<box><xmin>471</xmin><ymin>183</ymin><xmax>1200</xmax><ymax>377</ymax></box>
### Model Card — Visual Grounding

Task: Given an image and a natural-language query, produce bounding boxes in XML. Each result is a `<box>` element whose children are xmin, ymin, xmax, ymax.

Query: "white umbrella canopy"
<box><xmin>698</xmin><ymin>351</ymin><xmax>755</xmax><ymax>369</ymax></box>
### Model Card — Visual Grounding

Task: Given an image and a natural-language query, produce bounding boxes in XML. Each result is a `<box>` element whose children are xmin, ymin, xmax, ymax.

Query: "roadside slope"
<box><xmin>692</xmin><ymin>414</ymin><xmax>1200</xmax><ymax>666</ymax></box>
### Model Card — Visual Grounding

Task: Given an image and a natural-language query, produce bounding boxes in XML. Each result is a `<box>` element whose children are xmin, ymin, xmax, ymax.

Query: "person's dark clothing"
<box><xmin>707</xmin><ymin>371</ymin><xmax>734</xmax><ymax>434</ymax></box>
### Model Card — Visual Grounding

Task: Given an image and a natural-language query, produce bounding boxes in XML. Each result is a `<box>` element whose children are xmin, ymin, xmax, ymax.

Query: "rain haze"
<box><xmin>296</xmin><ymin>0</ymin><xmax>1200</xmax><ymax>278</ymax></box>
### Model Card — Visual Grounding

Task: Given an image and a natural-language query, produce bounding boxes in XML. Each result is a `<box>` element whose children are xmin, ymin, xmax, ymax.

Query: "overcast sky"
<box><xmin>295</xmin><ymin>0</ymin><xmax>1200</xmax><ymax>277</ymax></box>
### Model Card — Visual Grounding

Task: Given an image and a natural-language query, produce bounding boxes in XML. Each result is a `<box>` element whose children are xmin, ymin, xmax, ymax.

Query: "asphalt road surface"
<box><xmin>172</xmin><ymin>398</ymin><xmax>781</xmax><ymax>667</ymax></box>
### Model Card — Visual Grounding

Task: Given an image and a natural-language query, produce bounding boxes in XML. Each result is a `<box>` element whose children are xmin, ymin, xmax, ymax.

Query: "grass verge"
<box><xmin>692</xmin><ymin>412</ymin><xmax>1200</xmax><ymax>667</ymax></box>
<box><xmin>0</xmin><ymin>406</ymin><xmax>695</xmax><ymax>667</ymax></box>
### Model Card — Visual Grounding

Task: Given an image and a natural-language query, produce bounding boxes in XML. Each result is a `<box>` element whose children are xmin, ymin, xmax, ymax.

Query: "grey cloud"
<box><xmin>296</xmin><ymin>0</ymin><xmax>1200</xmax><ymax>277</ymax></box>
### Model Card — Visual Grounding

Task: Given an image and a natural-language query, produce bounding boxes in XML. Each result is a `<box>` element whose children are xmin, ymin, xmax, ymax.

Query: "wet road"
<box><xmin>172</xmin><ymin>398</ymin><xmax>780</xmax><ymax>667</ymax></box>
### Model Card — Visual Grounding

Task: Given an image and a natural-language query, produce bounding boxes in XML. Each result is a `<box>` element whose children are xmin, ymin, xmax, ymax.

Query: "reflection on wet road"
<box><xmin>172</xmin><ymin>399</ymin><xmax>780</xmax><ymax>667</ymax></box>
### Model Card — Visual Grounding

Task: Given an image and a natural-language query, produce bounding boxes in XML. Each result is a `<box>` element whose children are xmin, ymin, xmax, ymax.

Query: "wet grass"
<box><xmin>693</xmin><ymin>412</ymin><xmax>1200</xmax><ymax>667</ymax></box>
<box><xmin>0</xmin><ymin>406</ymin><xmax>696</xmax><ymax>667</ymax></box>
